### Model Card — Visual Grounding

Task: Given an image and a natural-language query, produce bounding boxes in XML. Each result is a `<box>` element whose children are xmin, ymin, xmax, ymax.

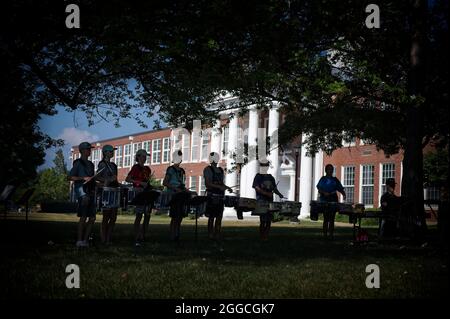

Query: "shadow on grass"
<box><xmin>0</xmin><ymin>218</ymin><xmax>446</xmax><ymax>266</ymax></box>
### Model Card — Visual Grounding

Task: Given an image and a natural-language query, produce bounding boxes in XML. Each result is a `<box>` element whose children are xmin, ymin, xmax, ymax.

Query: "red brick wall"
<box><xmin>323</xmin><ymin>139</ymin><xmax>404</xmax><ymax>208</ymax></box>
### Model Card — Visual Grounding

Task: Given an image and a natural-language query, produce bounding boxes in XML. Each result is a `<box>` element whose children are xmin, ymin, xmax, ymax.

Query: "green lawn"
<box><xmin>0</xmin><ymin>212</ymin><xmax>447</xmax><ymax>299</ymax></box>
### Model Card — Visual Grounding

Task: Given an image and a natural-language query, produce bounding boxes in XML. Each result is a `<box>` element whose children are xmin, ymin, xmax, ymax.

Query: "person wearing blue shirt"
<box><xmin>316</xmin><ymin>164</ymin><xmax>346</xmax><ymax>240</ymax></box>
<box><xmin>163</xmin><ymin>150</ymin><xmax>189</xmax><ymax>242</ymax></box>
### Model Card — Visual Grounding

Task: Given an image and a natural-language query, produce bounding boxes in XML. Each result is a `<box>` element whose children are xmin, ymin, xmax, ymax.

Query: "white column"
<box><xmin>299</xmin><ymin>135</ymin><xmax>313</xmax><ymax>218</ymax></box>
<box><xmin>210</xmin><ymin>119</ymin><xmax>222</xmax><ymax>154</ymax></box>
<box><xmin>239</xmin><ymin>115</ymin><xmax>249</xmax><ymax>197</ymax></box>
<box><xmin>226</xmin><ymin>112</ymin><xmax>238</xmax><ymax>191</ymax></box>
<box><xmin>246</xmin><ymin>106</ymin><xmax>259</xmax><ymax>199</ymax></box>
<box><xmin>267</xmin><ymin>104</ymin><xmax>280</xmax><ymax>200</ymax></box>
<box><xmin>313</xmin><ymin>150</ymin><xmax>324</xmax><ymax>200</ymax></box>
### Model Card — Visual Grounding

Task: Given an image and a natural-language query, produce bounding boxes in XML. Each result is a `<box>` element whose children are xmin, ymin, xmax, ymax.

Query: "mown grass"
<box><xmin>0</xmin><ymin>212</ymin><xmax>447</xmax><ymax>299</ymax></box>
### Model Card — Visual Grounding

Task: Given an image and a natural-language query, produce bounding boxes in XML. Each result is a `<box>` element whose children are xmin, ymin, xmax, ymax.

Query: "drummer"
<box><xmin>252</xmin><ymin>159</ymin><xmax>284</xmax><ymax>241</ymax></box>
<box><xmin>96</xmin><ymin>144</ymin><xmax>119</xmax><ymax>245</ymax></box>
<box><xmin>203</xmin><ymin>152</ymin><xmax>233</xmax><ymax>241</ymax></box>
<box><xmin>125</xmin><ymin>149</ymin><xmax>152</xmax><ymax>247</ymax></box>
<box><xmin>69</xmin><ymin>142</ymin><xmax>96</xmax><ymax>248</ymax></box>
<box><xmin>163</xmin><ymin>150</ymin><xmax>189</xmax><ymax>243</ymax></box>
<box><xmin>316</xmin><ymin>164</ymin><xmax>346</xmax><ymax>240</ymax></box>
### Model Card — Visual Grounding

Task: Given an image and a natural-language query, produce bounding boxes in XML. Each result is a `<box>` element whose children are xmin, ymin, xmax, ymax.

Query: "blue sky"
<box><xmin>38</xmin><ymin>105</ymin><xmax>162</xmax><ymax>170</ymax></box>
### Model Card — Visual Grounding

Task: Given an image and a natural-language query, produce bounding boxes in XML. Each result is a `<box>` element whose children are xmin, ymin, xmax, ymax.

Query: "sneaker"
<box><xmin>81</xmin><ymin>240</ymin><xmax>89</xmax><ymax>247</ymax></box>
<box><xmin>76</xmin><ymin>241</ymin><xmax>84</xmax><ymax>247</ymax></box>
<box><xmin>135</xmin><ymin>242</ymin><xmax>141</xmax><ymax>247</ymax></box>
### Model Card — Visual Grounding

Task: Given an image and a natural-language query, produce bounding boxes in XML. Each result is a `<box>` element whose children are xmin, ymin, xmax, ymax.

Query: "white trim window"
<box><xmin>189</xmin><ymin>176</ymin><xmax>198</xmax><ymax>192</ymax></box>
<box><xmin>221</xmin><ymin>126</ymin><xmax>229</xmax><ymax>159</ymax></box>
<box><xmin>380</xmin><ymin>163</ymin><xmax>395</xmax><ymax>195</ymax></box>
<box><xmin>191</xmin><ymin>131</ymin><xmax>200</xmax><ymax>162</ymax></box>
<box><xmin>124</xmin><ymin>144</ymin><xmax>132</xmax><ymax>167</ymax></box>
<box><xmin>182</xmin><ymin>134</ymin><xmax>190</xmax><ymax>162</ymax></box>
<box><xmin>152</xmin><ymin>139</ymin><xmax>161</xmax><ymax>164</ymax></box>
<box><xmin>424</xmin><ymin>186</ymin><xmax>440</xmax><ymax>201</ymax></box>
<box><xmin>200</xmin><ymin>130</ymin><xmax>209</xmax><ymax>162</ymax></box>
<box><xmin>342</xmin><ymin>166</ymin><xmax>355</xmax><ymax>203</ymax></box>
<box><xmin>162</xmin><ymin>137</ymin><xmax>170</xmax><ymax>163</ymax></box>
<box><xmin>199</xmin><ymin>176</ymin><xmax>206</xmax><ymax>196</ymax></box>
<box><xmin>361</xmin><ymin>164</ymin><xmax>375</xmax><ymax>206</ymax></box>
<box><xmin>342</xmin><ymin>137</ymin><xmax>356</xmax><ymax>147</ymax></box>
<box><xmin>115</xmin><ymin>145</ymin><xmax>123</xmax><ymax>168</ymax></box>
<box><xmin>132</xmin><ymin>142</ymin><xmax>142</xmax><ymax>158</ymax></box>
<box><xmin>92</xmin><ymin>148</ymin><xmax>101</xmax><ymax>170</ymax></box>
<box><xmin>143</xmin><ymin>141</ymin><xmax>151</xmax><ymax>165</ymax></box>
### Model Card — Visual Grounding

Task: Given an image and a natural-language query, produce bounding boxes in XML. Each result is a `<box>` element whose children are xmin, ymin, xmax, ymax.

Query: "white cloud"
<box><xmin>58</xmin><ymin>127</ymin><xmax>100</xmax><ymax>149</ymax></box>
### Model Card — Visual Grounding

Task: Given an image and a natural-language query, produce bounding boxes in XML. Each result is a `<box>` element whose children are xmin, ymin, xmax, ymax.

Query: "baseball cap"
<box><xmin>136</xmin><ymin>149</ymin><xmax>150</xmax><ymax>157</ymax></box>
<box><xmin>386</xmin><ymin>178</ymin><xmax>396</xmax><ymax>187</ymax></box>
<box><xmin>102</xmin><ymin>144</ymin><xmax>117</xmax><ymax>153</ymax></box>
<box><xmin>78</xmin><ymin>142</ymin><xmax>94</xmax><ymax>151</ymax></box>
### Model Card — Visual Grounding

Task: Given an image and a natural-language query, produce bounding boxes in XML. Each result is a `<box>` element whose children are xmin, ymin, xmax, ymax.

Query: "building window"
<box><xmin>92</xmin><ymin>148</ymin><xmax>101</xmax><ymax>170</ymax></box>
<box><xmin>425</xmin><ymin>186</ymin><xmax>440</xmax><ymax>201</ymax></box>
<box><xmin>142</xmin><ymin>141</ymin><xmax>151</xmax><ymax>165</ymax></box>
<box><xmin>190</xmin><ymin>176</ymin><xmax>198</xmax><ymax>193</ymax></box>
<box><xmin>201</xmin><ymin>130</ymin><xmax>209</xmax><ymax>162</ymax></box>
<box><xmin>132</xmin><ymin>142</ymin><xmax>142</xmax><ymax>158</ymax></box>
<box><xmin>381</xmin><ymin>163</ymin><xmax>395</xmax><ymax>195</ymax></box>
<box><xmin>342</xmin><ymin>137</ymin><xmax>356</xmax><ymax>147</ymax></box>
<box><xmin>162</xmin><ymin>137</ymin><xmax>170</xmax><ymax>163</ymax></box>
<box><xmin>342</xmin><ymin>166</ymin><xmax>355</xmax><ymax>203</ymax></box>
<box><xmin>221</xmin><ymin>126</ymin><xmax>229</xmax><ymax>159</ymax></box>
<box><xmin>182</xmin><ymin>134</ymin><xmax>190</xmax><ymax>162</ymax></box>
<box><xmin>199</xmin><ymin>176</ymin><xmax>206</xmax><ymax>196</ymax></box>
<box><xmin>124</xmin><ymin>144</ymin><xmax>132</xmax><ymax>167</ymax></box>
<box><xmin>361</xmin><ymin>165</ymin><xmax>374</xmax><ymax>206</ymax></box>
<box><xmin>152</xmin><ymin>139</ymin><xmax>161</xmax><ymax>164</ymax></box>
<box><xmin>191</xmin><ymin>131</ymin><xmax>200</xmax><ymax>162</ymax></box>
<box><xmin>115</xmin><ymin>145</ymin><xmax>123</xmax><ymax>168</ymax></box>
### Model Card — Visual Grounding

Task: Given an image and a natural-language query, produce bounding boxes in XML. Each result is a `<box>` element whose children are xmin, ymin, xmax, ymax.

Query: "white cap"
<box><xmin>208</xmin><ymin>152</ymin><xmax>220</xmax><ymax>164</ymax></box>
<box><xmin>172</xmin><ymin>150</ymin><xmax>183</xmax><ymax>164</ymax></box>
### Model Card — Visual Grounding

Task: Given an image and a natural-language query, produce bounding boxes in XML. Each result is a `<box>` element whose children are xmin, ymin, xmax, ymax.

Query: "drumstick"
<box><xmin>83</xmin><ymin>167</ymin><xmax>105</xmax><ymax>185</ymax></box>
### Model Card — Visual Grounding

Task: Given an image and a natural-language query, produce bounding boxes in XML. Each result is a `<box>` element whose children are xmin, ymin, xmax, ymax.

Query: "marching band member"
<box><xmin>252</xmin><ymin>160</ymin><xmax>284</xmax><ymax>241</ymax></box>
<box><xmin>69</xmin><ymin>142</ymin><xmax>96</xmax><ymax>248</ymax></box>
<box><xmin>203</xmin><ymin>152</ymin><xmax>232</xmax><ymax>241</ymax></box>
<box><xmin>380</xmin><ymin>178</ymin><xmax>401</xmax><ymax>238</ymax></box>
<box><xmin>96</xmin><ymin>144</ymin><xmax>118</xmax><ymax>245</ymax></box>
<box><xmin>126</xmin><ymin>149</ymin><xmax>152</xmax><ymax>247</ymax></box>
<box><xmin>163</xmin><ymin>150</ymin><xmax>189</xmax><ymax>243</ymax></box>
<box><xmin>316</xmin><ymin>164</ymin><xmax>346</xmax><ymax>240</ymax></box>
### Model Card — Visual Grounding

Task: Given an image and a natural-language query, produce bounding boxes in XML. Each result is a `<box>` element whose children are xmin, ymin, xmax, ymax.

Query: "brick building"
<box><xmin>70</xmin><ymin>97</ymin><xmax>437</xmax><ymax>218</ymax></box>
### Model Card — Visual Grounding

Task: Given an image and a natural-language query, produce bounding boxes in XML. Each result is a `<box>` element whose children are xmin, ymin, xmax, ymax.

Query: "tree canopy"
<box><xmin>1</xmin><ymin>1</ymin><xmax>448</xmax><ymax>230</ymax></box>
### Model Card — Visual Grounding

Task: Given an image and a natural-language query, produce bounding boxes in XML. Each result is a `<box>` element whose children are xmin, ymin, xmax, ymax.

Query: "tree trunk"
<box><xmin>401</xmin><ymin>0</ymin><xmax>428</xmax><ymax>237</ymax></box>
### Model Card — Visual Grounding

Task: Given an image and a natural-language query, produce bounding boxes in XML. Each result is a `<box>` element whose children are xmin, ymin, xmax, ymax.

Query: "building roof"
<box><xmin>71</xmin><ymin>127</ymin><xmax>171</xmax><ymax>149</ymax></box>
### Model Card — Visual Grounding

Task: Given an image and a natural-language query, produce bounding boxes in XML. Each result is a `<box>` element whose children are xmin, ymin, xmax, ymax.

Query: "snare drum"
<box><xmin>155</xmin><ymin>191</ymin><xmax>173</xmax><ymax>210</ymax></box>
<box><xmin>127</xmin><ymin>187</ymin><xmax>143</xmax><ymax>206</ymax></box>
<box><xmin>207</xmin><ymin>192</ymin><xmax>224</xmax><ymax>206</ymax></box>
<box><xmin>253</xmin><ymin>201</ymin><xmax>269</xmax><ymax>215</ymax></box>
<box><xmin>269</xmin><ymin>202</ymin><xmax>282</xmax><ymax>211</ymax></box>
<box><xmin>224</xmin><ymin>195</ymin><xmax>239</xmax><ymax>208</ymax></box>
<box><xmin>99</xmin><ymin>187</ymin><xmax>121</xmax><ymax>209</ymax></box>
<box><xmin>353</xmin><ymin>203</ymin><xmax>365</xmax><ymax>214</ymax></box>
<box><xmin>337</xmin><ymin>202</ymin><xmax>354</xmax><ymax>214</ymax></box>
<box><xmin>238</xmin><ymin>197</ymin><xmax>257</xmax><ymax>210</ymax></box>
